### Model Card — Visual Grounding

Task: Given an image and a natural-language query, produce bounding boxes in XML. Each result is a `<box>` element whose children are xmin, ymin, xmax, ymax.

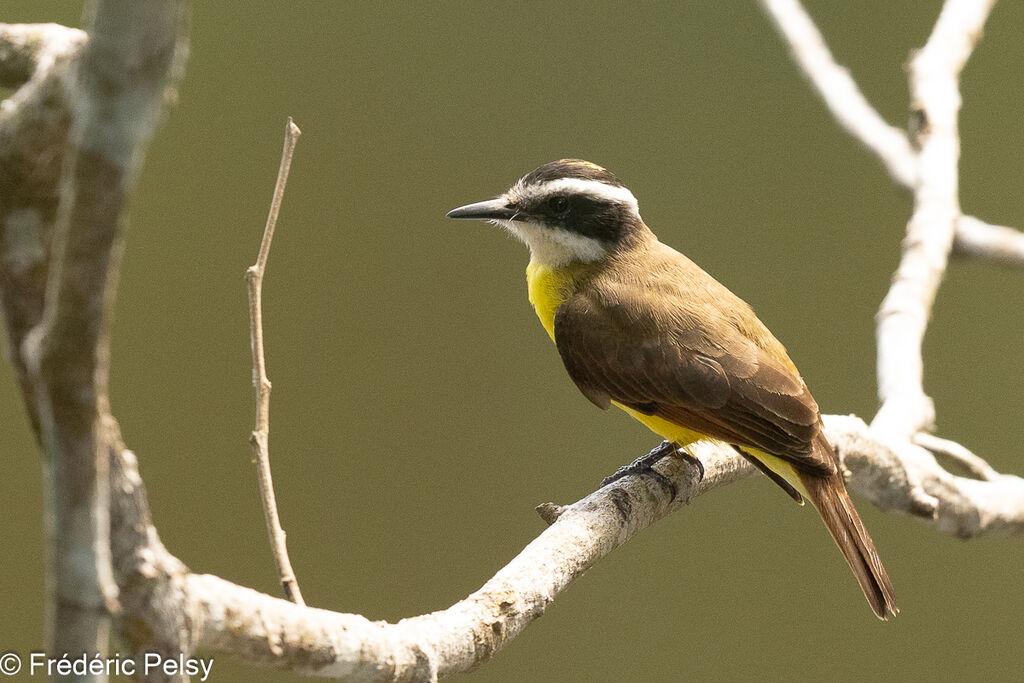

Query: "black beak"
<box><xmin>446</xmin><ymin>197</ymin><xmax>518</xmax><ymax>221</ymax></box>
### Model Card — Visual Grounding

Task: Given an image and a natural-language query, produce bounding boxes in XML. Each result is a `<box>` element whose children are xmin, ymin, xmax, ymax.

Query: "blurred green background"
<box><xmin>3</xmin><ymin>2</ymin><xmax>1023</xmax><ymax>681</ymax></box>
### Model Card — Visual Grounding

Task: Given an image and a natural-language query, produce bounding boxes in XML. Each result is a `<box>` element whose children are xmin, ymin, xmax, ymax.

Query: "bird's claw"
<box><xmin>600</xmin><ymin>440</ymin><xmax>682</xmax><ymax>493</ymax></box>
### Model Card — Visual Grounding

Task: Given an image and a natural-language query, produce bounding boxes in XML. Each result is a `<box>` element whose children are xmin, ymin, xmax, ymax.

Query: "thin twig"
<box><xmin>246</xmin><ymin>117</ymin><xmax>304</xmax><ymax>605</ymax></box>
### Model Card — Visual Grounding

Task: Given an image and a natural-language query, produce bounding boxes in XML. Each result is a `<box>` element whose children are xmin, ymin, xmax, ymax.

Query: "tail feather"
<box><xmin>799</xmin><ymin>468</ymin><xmax>898</xmax><ymax>620</ymax></box>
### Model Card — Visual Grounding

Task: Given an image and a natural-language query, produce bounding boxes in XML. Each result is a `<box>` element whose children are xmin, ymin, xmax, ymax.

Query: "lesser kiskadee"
<box><xmin>447</xmin><ymin>159</ymin><xmax>897</xmax><ymax>619</ymax></box>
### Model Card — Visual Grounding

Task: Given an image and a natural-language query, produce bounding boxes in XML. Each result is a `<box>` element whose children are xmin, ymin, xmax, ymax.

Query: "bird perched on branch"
<box><xmin>447</xmin><ymin>159</ymin><xmax>897</xmax><ymax>619</ymax></box>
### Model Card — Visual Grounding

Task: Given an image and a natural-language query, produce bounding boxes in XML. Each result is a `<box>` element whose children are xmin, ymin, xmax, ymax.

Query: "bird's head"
<box><xmin>447</xmin><ymin>159</ymin><xmax>648</xmax><ymax>267</ymax></box>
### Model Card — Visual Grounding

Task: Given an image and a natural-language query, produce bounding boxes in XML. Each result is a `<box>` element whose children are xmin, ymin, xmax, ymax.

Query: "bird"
<box><xmin>446</xmin><ymin>158</ymin><xmax>897</xmax><ymax>619</ymax></box>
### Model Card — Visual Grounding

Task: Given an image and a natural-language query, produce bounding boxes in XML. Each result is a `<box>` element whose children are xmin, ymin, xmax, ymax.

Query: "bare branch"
<box><xmin>954</xmin><ymin>215</ymin><xmax>1024</xmax><ymax>266</ymax></box>
<box><xmin>0</xmin><ymin>23</ymin><xmax>84</xmax><ymax>88</ymax></box>
<box><xmin>1</xmin><ymin>0</ymin><xmax>188</xmax><ymax>669</ymax></box>
<box><xmin>759</xmin><ymin>1</ymin><xmax>1014</xmax><ymax>537</ymax></box>
<box><xmin>913</xmin><ymin>432</ymin><xmax>1000</xmax><ymax>482</ymax></box>
<box><xmin>759</xmin><ymin>0</ymin><xmax>918</xmax><ymax>188</ymax></box>
<box><xmin>759</xmin><ymin>1</ymin><xmax>1017</xmax><ymax>269</ymax></box>
<box><xmin>101</xmin><ymin>416</ymin><xmax>1022</xmax><ymax>681</ymax></box>
<box><xmin>873</xmin><ymin>0</ymin><xmax>996</xmax><ymax>441</ymax></box>
<box><xmin>829</xmin><ymin>415</ymin><xmax>1024</xmax><ymax>538</ymax></box>
<box><xmin>0</xmin><ymin>24</ymin><xmax>85</xmax><ymax>435</ymax></box>
<box><xmin>246</xmin><ymin>118</ymin><xmax>305</xmax><ymax>606</ymax></box>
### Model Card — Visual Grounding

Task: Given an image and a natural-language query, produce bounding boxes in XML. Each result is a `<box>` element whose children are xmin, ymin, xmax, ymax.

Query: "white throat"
<box><xmin>497</xmin><ymin>219</ymin><xmax>607</xmax><ymax>267</ymax></box>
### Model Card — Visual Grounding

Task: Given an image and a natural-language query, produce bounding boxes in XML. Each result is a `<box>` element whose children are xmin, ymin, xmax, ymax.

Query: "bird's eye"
<box><xmin>548</xmin><ymin>195</ymin><xmax>570</xmax><ymax>215</ymax></box>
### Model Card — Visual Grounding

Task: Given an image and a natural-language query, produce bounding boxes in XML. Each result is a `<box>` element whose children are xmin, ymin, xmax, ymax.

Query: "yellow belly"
<box><xmin>525</xmin><ymin>260</ymin><xmax>806</xmax><ymax>494</ymax></box>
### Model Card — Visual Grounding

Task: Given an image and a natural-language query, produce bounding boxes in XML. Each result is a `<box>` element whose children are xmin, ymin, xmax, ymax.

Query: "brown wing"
<box><xmin>553</xmin><ymin>272</ymin><xmax>834</xmax><ymax>475</ymax></box>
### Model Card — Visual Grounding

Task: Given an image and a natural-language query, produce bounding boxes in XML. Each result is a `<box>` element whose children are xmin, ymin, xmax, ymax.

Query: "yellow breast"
<box><xmin>526</xmin><ymin>260</ymin><xmax>567</xmax><ymax>342</ymax></box>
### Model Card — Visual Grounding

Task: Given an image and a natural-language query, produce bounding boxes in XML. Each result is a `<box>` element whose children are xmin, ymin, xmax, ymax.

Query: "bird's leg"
<box><xmin>600</xmin><ymin>440</ymin><xmax>700</xmax><ymax>495</ymax></box>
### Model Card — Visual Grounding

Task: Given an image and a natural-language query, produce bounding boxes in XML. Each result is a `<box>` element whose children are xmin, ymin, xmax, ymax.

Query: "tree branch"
<box><xmin>0</xmin><ymin>23</ymin><xmax>84</xmax><ymax>88</ymax></box>
<box><xmin>0</xmin><ymin>0</ymin><xmax>187</xmax><ymax>670</ymax></box>
<box><xmin>98</xmin><ymin>415</ymin><xmax>1021</xmax><ymax>680</ymax></box>
<box><xmin>0</xmin><ymin>23</ymin><xmax>86</xmax><ymax>434</ymax></box>
<box><xmin>759</xmin><ymin>0</ymin><xmax>918</xmax><ymax>188</ymax></box>
<box><xmin>759</xmin><ymin>0</ymin><xmax>1020</xmax><ymax>267</ymax></box>
<box><xmin>953</xmin><ymin>215</ymin><xmax>1024</xmax><ymax>266</ymax></box>
<box><xmin>761</xmin><ymin>0</ymin><xmax>1012</xmax><ymax>497</ymax></box>
<box><xmin>246</xmin><ymin>117</ymin><xmax>305</xmax><ymax>606</ymax></box>
<box><xmin>873</xmin><ymin>0</ymin><xmax>996</xmax><ymax>440</ymax></box>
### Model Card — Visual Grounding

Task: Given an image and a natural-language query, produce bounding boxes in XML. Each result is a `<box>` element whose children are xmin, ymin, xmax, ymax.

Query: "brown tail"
<box><xmin>798</xmin><ymin>452</ymin><xmax>898</xmax><ymax>620</ymax></box>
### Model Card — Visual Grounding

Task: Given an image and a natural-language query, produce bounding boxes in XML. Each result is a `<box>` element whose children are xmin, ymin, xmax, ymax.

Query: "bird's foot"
<box><xmin>680</xmin><ymin>448</ymin><xmax>705</xmax><ymax>482</ymax></box>
<box><xmin>600</xmin><ymin>440</ymin><xmax>687</xmax><ymax>495</ymax></box>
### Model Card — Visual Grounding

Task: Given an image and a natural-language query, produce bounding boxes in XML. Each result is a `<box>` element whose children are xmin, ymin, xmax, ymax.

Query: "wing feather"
<box><xmin>554</xmin><ymin>258</ymin><xmax>834</xmax><ymax>475</ymax></box>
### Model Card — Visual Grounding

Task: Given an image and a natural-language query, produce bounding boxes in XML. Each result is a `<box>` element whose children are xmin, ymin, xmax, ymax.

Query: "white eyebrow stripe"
<box><xmin>515</xmin><ymin>177</ymin><xmax>639</xmax><ymax>211</ymax></box>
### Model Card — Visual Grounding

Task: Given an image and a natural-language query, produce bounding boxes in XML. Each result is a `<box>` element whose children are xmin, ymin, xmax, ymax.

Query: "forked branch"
<box><xmin>760</xmin><ymin>0</ymin><xmax>1023</xmax><ymax>269</ymax></box>
<box><xmin>761</xmin><ymin>0</ymin><xmax>1014</xmax><ymax>482</ymax></box>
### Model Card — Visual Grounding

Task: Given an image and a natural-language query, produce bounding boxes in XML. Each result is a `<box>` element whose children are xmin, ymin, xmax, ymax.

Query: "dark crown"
<box><xmin>519</xmin><ymin>159</ymin><xmax>625</xmax><ymax>190</ymax></box>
